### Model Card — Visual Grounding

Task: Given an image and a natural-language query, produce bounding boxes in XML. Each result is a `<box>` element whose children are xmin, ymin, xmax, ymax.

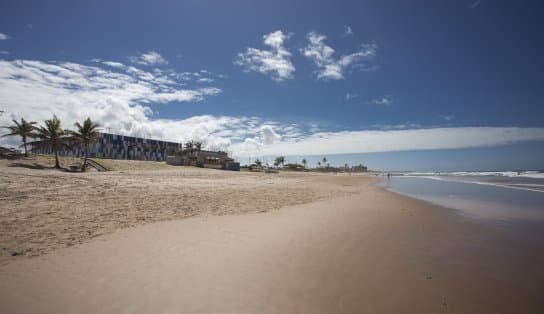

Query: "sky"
<box><xmin>1</xmin><ymin>0</ymin><xmax>543</xmax><ymax>171</ymax></box>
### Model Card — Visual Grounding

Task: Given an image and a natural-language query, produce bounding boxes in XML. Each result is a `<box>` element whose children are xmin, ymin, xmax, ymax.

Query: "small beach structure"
<box><xmin>166</xmin><ymin>149</ymin><xmax>240</xmax><ymax>171</ymax></box>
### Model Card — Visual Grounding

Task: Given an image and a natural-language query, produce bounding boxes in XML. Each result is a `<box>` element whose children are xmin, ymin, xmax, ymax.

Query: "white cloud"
<box><xmin>197</xmin><ymin>77</ymin><xmax>214</xmax><ymax>83</ymax></box>
<box><xmin>368</xmin><ymin>96</ymin><xmax>392</xmax><ymax>105</ymax></box>
<box><xmin>344</xmin><ymin>25</ymin><xmax>353</xmax><ymax>36</ymax></box>
<box><xmin>0</xmin><ymin>59</ymin><xmax>224</xmax><ymax>148</ymax></box>
<box><xmin>102</xmin><ymin>61</ymin><xmax>125</xmax><ymax>69</ymax></box>
<box><xmin>129</xmin><ymin>51</ymin><xmax>168</xmax><ymax>66</ymax></box>
<box><xmin>0</xmin><ymin>33</ymin><xmax>9</xmax><ymax>40</ymax></box>
<box><xmin>234</xmin><ymin>30</ymin><xmax>295</xmax><ymax>81</ymax></box>
<box><xmin>0</xmin><ymin>50</ymin><xmax>9</xmax><ymax>55</ymax></box>
<box><xmin>440</xmin><ymin>114</ymin><xmax>454</xmax><ymax>121</ymax></box>
<box><xmin>1</xmin><ymin>59</ymin><xmax>543</xmax><ymax>162</ymax></box>
<box><xmin>231</xmin><ymin>127</ymin><xmax>544</xmax><ymax>158</ymax></box>
<box><xmin>301</xmin><ymin>31</ymin><xmax>376</xmax><ymax>80</ymax></box>
<box><xmin>170</xmin><ymin>70</ymin><xmax>225</xmax><ymax>83</ymax></box>
<box><xmin>346</xmin><ymin>92</ymin><xmax>359</xmax><ymax>100</ymax></box>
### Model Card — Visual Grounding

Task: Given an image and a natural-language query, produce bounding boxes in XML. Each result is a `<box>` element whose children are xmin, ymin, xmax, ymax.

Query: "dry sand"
<box><xmin>1</xmin><ymin>157</ymin><xmax>543</xmax><ymax>313</ymax></box>
<box><xmin>0</xmin><ymin>157</ymin><xmax>365</xmax><ymax>263</ymax></box>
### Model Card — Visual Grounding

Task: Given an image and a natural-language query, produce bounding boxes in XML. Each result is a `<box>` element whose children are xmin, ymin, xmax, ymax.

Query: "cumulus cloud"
<box><xmin>0</xmin><ymin>59</ymin><xmax>224</xmax><ymax>147</ymax></box>
<box><xmin>301</xmin><ymin>31</ymin><xmax>376</xmax><ymax>80</ymax></box>
<box><xmin>236</xmin><ymin>125</ymin><xmax>283</xmax><ymax>157</ymax></box>
<box><xmin>1</xmin><ymin>59</ymin><xmax>543</xmax><ymax>162</ymax></box>
<box><xmin>129</xmin><ymin>51</ymin><xmax>168</xmax><ymax>65</ymax></box>
<box><xmin>0</xmin><ymin>33</ymin><xmax>9</xmax><ymax>40</ymax></box>
<box><xmin>234</xmin><ymin>30</ymin><xmax>295</xmax><ymax>81</ymax></box>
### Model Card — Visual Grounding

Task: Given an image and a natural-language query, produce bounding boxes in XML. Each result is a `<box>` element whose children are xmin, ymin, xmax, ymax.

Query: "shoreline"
<box><xmin>381</xmin><ymin>175</ymin><xmax>544</xmax><ymax>222</ymax></box>
<box><xmin>1</xmin><ymin>169</ymin><xmax>543</xmax><ymax>313</ymax></box>
<box><xmin>393</xmin><ymin>174</ymin><xmax>544</xmax><ymax>194</ymax></box>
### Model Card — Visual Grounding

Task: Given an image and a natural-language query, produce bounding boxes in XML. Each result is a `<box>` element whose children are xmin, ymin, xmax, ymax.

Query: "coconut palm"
<box><xmin>184</xmin><ymin>141</ymin><xmax>194</xmax><ymax>150</ymax></box>
<box><xmin>1</xmin><ymin>118</ymin><xmax>37</xmax><ymax>157</ymax></box>
<box><xmin>70</xmin><ymin>117</ymin><xmax>101</xmax><ymax>171</ymax></box>
<box><xmin>322</xmin><ymin>157</ymin><xmax>327</xmax><ymax>164</ymax></box>
<box><xmin>274</xmin><ymin>156</ymin><xmax>285</xmax><ymax>168</ymax></box>
<box><xmin>32</xmin><ymin>115</ymin><xmax>69</xmax><ymax>169</ymax></box>
<box><xmin>301</xmin><ymin>158</ymin><xmax>308</xmax><ymax>169</ymax></box>
<box><xmin>194</xmin><ymin>141</ymin><xmax>202</xmax><ymax>151</ymax></box>
<box><xmin>254</xmin><ymin>159</ymin><xmax>262</xmax><ymax>167</ymax></box>
<box><xmin>317</xmin><ymin>161</ymin><xmax>321</xmax><ymax>168</ymax></box>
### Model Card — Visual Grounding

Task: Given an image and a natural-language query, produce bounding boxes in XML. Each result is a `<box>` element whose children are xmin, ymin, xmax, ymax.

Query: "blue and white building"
<box><xmin>32</xmin><ymin>132</ymin><xmax>183</xmax><ymax>161</ymax></box>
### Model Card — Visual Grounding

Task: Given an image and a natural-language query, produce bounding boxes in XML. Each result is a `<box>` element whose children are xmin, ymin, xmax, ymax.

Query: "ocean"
<box><xmin>380</xmin><ymin>171</ymin><xmax>544</xmax><ymax>222</ymax></box>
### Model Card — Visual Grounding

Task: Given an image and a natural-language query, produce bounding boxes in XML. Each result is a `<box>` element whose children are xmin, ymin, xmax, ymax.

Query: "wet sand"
<box><xmin>1</xmin><ymin>158</ymin><xmax>543</xmax><ymax>313</ymax></box>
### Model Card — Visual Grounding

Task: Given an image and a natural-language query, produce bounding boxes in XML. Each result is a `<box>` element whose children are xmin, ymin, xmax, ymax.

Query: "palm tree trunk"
<box><xmin>82</xmin><ymin>143</ymin><xmax>88</xmax><ymax>172</ymax></box>
<box><xmin>22</xmin><ymin>137</ymin><xmax>28</xmax><ymax>157</ymax></box>
<box><xmin>54</xmin><ymin>149</ymin><xmax>60</xmax><ymax>169</ymax></box>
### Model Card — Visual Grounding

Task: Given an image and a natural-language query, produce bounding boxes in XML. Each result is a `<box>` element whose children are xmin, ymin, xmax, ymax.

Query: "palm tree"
<box><xmin>184</xmin><ymin>141</ymin><xmax>194</xmax><ymax>150</ymax></box>
<box><xmin>274</xmin><ymin>156</ymin><xmax>285</xmax><ymax>168</ymax></box>
<box><xmin>70</xmin><ymin>117</ymin><xmax>100</xmax><ymax>171</ymax></box>
<box><xmin>1</xmin><ymin>118</ymin><xmax>37</xmax><ymax>157</ymax></box>
<box><xmin>301</xmin><ymin>158</ymin><xmax>308</xmax><ymax>169</ymax></box>
<box><xmin>322</xmin><ymin>157</ymin><xmax>327</xmax><ymax>165</ymax></box>
<box><xmin>33</xmin><ymin>115</ymin><xmax>69</xmax><ymax>169</ymax></box>
<box><xmin>317</xmin><ymin>161</ymin><xmax>321</xmax><ymax>168</ymax></box>
<box><xmin>254</xmin><ymin>159</ymin><xmax>262</xmax><ymax>167</ymax></box>
<box><xmin>194</xmin><ymin>141</ymin><xmax>202</xmax><ymax>151</ymax></box>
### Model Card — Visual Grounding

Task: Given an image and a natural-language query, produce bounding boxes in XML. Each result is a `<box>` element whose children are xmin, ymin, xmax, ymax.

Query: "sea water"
<box><xmin>380</xmin><ymin>171</ymin><xmax>544</xmax><ymax>222</ymax></box>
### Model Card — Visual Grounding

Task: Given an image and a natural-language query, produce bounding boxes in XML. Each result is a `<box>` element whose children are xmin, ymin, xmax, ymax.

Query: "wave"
<box><xmin>399</xmin><ymin>170</ymin><xmax>544</xmax><ymax>179</ymax></box>
<box><xmin>398</xmin><ymin>175</ymin><xmax>544</xmax><ymax>194</ymax></box>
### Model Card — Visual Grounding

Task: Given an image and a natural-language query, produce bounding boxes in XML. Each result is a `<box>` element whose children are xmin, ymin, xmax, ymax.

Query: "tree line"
<box><xmin>2</xmin><ymin>116</ymin><xmax>100</xmax><ymax>171</ymax></box>
<box><xmin>2</xmin><ymin>116</ymin><xmax>210</xmax><ymax>171</ymax></box>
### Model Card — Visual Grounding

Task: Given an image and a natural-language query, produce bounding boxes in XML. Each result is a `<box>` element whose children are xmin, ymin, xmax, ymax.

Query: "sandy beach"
<box><xmin>0</xmin><ymin>157</ymin><xmax>365</xmax><ymax>263</ymax></box>
<box><xmin>1</xmin><ymin>158</ymin><xmax>543</xmax><ymax>313</ymax></box>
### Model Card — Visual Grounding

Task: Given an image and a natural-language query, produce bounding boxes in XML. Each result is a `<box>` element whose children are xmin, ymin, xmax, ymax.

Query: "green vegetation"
<box><xmin>70</xmin><ymin>117</ymin><xmax>100</xmax><ymax>171</ymax></box>
<box><xmin>274</xmin><ymin>156</ymin><xmax>285</xmax><ymax>167</ymax></box>
<box><xmin>32</xmin><ymin>115</ymin><xmax>69</xmax><ymax>169</ymax></box>
<box><xmin>184</xmin><ymin>140</ymin><xmax>203</xmax><ymax>151</ymax></box>
<box><xmin>1</xmin><ymin>118</ymin><xmax>37</xmax><ymax>157</ymax></box>
<box><xmin>3</xmin><ymin>116</ymin><xmax>368</xmax><ymax>173</ymax></box>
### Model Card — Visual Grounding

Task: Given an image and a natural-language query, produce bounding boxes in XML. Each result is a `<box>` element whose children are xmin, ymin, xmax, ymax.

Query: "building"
<box><xmin>165</xmin><ymin>149</ymin><xmax>240</xmax><ymax>171</ymax></box>
<box><xmin>30</xmin><ymin>132</ymin><xmax>240</xmax><ymax>170</ymax></box>
<box><xmin>31</xmin><ymin>132</ymin><xmax>183</xmax><ymax>161</ymax></box>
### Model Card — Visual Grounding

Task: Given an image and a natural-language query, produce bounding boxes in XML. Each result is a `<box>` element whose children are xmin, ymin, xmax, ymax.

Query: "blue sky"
<box><xmin>1</xmin><ymin>0</ymin><xmax>543</xmax><ymax>170</ymax></box>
